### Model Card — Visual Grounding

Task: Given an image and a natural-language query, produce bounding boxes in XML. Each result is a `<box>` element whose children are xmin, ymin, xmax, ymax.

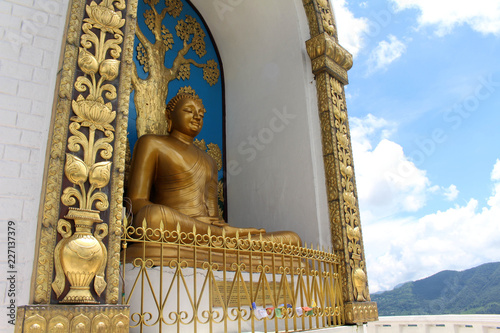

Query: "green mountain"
<box><xmin>371</xmin><ymin>262</ymin><xmax>500</xmax><ymax>316</ymax></box>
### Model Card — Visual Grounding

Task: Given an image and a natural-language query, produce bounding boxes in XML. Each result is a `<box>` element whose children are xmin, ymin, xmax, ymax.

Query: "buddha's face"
<box><xmin>170</xmin><ymin>98</ymin><xmax>205</xmax><ymax>137</ymax></box>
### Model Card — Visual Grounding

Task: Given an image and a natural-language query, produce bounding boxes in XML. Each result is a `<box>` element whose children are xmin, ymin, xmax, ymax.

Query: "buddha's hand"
<box><xmin>222</xmin><ymin>225</ymin><xmax>265</xmax><ymax>237</ymax></box>
<box><xmin>210</xmin><ymin>219</ymin><xmax>226</xmax><ymax>227</ymax></box>
<box><xmin>195</xmin><ymin>216</ymin><xmax>224</xmax><ymax>226</ymax></box>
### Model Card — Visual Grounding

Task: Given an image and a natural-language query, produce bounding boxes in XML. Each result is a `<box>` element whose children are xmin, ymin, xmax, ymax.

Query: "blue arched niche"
<box><xmin>128</xmin><ymin>0</ymin><xmax>225</xmax><ymax>215</ymax></box>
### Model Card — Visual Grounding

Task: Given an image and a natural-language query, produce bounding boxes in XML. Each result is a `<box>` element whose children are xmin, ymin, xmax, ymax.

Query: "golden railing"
<box><xmin>121</xmin><ymin>222</ymin><xmax>344</xmax><ymax>332</ymax></box>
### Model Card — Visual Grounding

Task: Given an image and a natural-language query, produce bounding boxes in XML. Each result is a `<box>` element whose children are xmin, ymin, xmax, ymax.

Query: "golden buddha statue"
<box><xmin>128</xmin><ymin>94</ymin><xmax>301</xmax><ymax>246</ymax></box>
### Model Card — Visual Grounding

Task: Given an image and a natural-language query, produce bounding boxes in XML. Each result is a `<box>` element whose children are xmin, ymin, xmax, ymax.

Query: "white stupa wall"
<box><xmin>123</xmin><ymin>265</ymin><xmax>293</xmax><ymax>333</ymax></box>
<box><xmin>192</xmin><ymin>0</ymin><xmax>330</xmax><ymax>247</ymax></box>
<box><xmin>0</xmin><ymin>1</ymin><xmax>69</xmax><ymax>331</ymax></box>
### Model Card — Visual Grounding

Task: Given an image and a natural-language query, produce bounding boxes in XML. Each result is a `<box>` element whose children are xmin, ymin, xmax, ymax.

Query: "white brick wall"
<box><xmin>0</xmin><ymin>1</ymin><xmax>69</xmax><ymax>331</ymax></box>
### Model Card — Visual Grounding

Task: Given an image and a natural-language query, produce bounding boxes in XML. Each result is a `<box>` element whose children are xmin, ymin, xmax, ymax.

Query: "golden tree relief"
<box><xmin>132</xmin><ymin>0</ymin><xmax>220</xmax><ymax>137</ymax></box>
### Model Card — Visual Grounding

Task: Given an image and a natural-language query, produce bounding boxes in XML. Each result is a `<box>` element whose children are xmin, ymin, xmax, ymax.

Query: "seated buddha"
<box><xmin>128</xmin><ymin>93</ymin><xmax>301</xmax><ymax>246</ymax></box>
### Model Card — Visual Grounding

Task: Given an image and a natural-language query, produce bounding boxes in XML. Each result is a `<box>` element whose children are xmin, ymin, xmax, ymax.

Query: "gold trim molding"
<box><xmin>345</xmin><ymin>302</ymin><xmax>379</xmax><ymax>323</ymax></box>
<box><xmin>306</xmin><ymin>32</ymin><xmax>353</xmax><ymax>85</ymax></box>
<box><xmin>106</xmin><ymin>0</ymin><xmax>138</xmax><ymax>305</ymax></box>
<box><xmin>302</xmin><ymin>0</ymin><xmax>338</xmax><ymax>40</ymax></box>
<box><xmin>32</xmin><ymin>0</ymin><xmax>85</xmax><ymax>305</ymax></box>
<box><xmin>15</xmin><ymin>305</ymin><xmax>129</xmax><ymax>333</ymax></box>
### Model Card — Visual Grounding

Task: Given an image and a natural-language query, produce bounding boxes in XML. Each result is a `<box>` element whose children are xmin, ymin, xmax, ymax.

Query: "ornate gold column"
<box><xmin>15</xmin><ymin>0</ymin><xmax>138</xmax><ymax>331</ymax></box>
<box><xmin>303</xmin><ymin>0</ymin><xmax>378</xmax><ymax>324</ymax></box>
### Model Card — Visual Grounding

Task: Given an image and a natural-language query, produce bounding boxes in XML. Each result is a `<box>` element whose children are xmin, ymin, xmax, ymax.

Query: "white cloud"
<box><xmin>367</xmin><ymin>35</ymin><xmax>406</xmax><ymax>74</ymax></box>
<box><xmin>443</xmin><ymin>184</ymin><xmax>459</xmax><ymax>201</ymax></box>
<box><xmin>351</xmin><ymin>116</ymin><xmax>500</xmax><ymax>292</ymax></box>
<box><xmin>351</xmin><ymin>114</ymin><xmax>430</xmax><ymax>223</ymax></box>
<box><xmin>331</xmin><ymin>0</ymin><xmax>369</xmax><ymax>57</ymax></box>
<box><xmin>366</xmin><ymin>192</ymin><xmax>500</xmax><ymax>292</ymax></box>
<box><xmin>391</xmin><ymin>0</ymin><xmax>500</xmax><ymax>36</ymax></box>
<box><xmin>488</xmin><ymin>159</ymin><xmax>500</xmax><ymax>207</ymax></box>
<box><xmin>350</xmin><ymin>113</ymin><xmax>395</xmax><ymax>152</ymax></box>
<box><xmin>491</xmin><ymin>159</ymin><xmax>500</xmax><ymax>180</ymax></box>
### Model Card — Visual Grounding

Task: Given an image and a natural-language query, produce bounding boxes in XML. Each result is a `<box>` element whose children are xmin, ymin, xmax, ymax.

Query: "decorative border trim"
<box><xmin>33</xmin><ymin>0</ymin><xmax>86</xmax><ymax>305</ymax></box>
<box><xmin>306</xmin><ymin>32</ymin><xmax>353</xmax><ymax>84</ymax></box>
<box><xmin>16</xmin><ymin>305</ymin><xmax>129</xmax><ymax>332</ymax></box>
<box><xmin>345</xmin><ymin>302</ymin><xmax>379</xmax><ymax>323</ymax></box>
<box><xmin>105</xmin><ymin>0</ymin><xmax>139</xmax><ymax>305</ymax></box>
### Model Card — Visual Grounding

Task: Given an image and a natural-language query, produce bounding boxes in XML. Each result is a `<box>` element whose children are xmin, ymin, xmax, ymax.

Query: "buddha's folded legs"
<box><xmin>132</xmin><ymin>204</ymin><xmax>219</xmax><ymax>239</ymax></box>
<box><xmin>253</xmin><ymin>231</ymin><xmax>302</xmax><ymax>247</ymax></box>
<box><xmin>132</xmin><ymin>204</ymin><xmax>261</xmax><ymax>238</ymax></box>
<box><xmin>132</xmin><ymin>204</ymin><xmax>301</xmax><ymax>246</ymax></box>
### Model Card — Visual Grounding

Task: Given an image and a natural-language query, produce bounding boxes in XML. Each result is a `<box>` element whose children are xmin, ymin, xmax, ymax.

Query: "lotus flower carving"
<box><xmin>341</xmin><ymin>163</ymin><xmax>353</xmax><ymax>179</ymax></box>
<box><xmin>89</xmin><ymin>161</ymin><xmax>112</xmax><ymax>189</ymax></box>
<box><xmin>99</xmin><ymin>59</ymin><xmax>120</xmax><ymax>81</ymax></box>
<box><xmin>343</xmin><ymin>191</ymin><xmax>357</xmax><ymax>209</ymax></box>
<box><xmin>85</xmin><ymin>1</ymin><xmax>125</xmax><ymax>35</ymax></box>
<box><xmin>78</xmin><ymin>48</ymin><xmax>99</xmax><ymax>76</ymax></box>
<box><xmin>65</xmin><ymin>154</ymin><xmax>89</xmax><ymax>185</ymax></box>
<box><xmin>71</xmin><ymin>95</ymin><xmax>116</xmax><ymax>132</ymax></box>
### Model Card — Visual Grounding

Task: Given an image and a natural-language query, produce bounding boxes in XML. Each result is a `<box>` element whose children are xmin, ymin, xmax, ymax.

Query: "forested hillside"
<box><xmin>372</xmin><ymin>262</ymin><xmax>500</xmax><ymax>316</ymax></box>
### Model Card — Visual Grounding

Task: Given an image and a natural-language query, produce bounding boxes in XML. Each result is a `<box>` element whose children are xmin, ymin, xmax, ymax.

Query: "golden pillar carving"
<box><xmin>16</xmin><ymin>0</ymin><xmax>138</xmax><ymax>329</ymax></box>
<box><xmin>303</xmin><ymin>0</ymin><xmax>378</xmax><ymax>324</ymax></box>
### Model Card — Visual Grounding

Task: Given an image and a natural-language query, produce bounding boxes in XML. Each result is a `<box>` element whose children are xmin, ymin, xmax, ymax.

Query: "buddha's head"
<box><xmin>165</xmin><ymin>94</ymin><xmax>205</xmax><ymax>137</ymax></box>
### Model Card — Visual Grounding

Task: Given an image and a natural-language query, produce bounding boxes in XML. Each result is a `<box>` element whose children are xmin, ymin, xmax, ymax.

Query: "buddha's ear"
<box><xmin>167</xmin><ymin>118</ymin><xmax>172</xmax><ymax>133</ymax></box>
<box><xmin>165</xmin><ymin>108</ymin><xmax>172</xmax><ymax>133</ymax></box>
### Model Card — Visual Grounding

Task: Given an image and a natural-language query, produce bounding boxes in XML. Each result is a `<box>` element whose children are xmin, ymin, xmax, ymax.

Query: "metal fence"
<box><xmin>121</xmin><ymin>221</ymin><xmax>344</xmax><ymax>332</ymax></box>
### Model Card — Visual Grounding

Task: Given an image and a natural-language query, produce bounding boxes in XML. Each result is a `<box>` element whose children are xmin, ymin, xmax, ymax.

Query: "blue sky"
<box><xmin>331</xmin><ymin>0</ymin><xmax>500</xmax><ymax>292</ymax></box>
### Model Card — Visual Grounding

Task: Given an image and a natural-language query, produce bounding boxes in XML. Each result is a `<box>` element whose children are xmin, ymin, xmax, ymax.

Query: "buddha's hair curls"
<box><xmin>165</xmin><ymin>94</ymin><xmax>203</xmax><ymax>133</ymax></box>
